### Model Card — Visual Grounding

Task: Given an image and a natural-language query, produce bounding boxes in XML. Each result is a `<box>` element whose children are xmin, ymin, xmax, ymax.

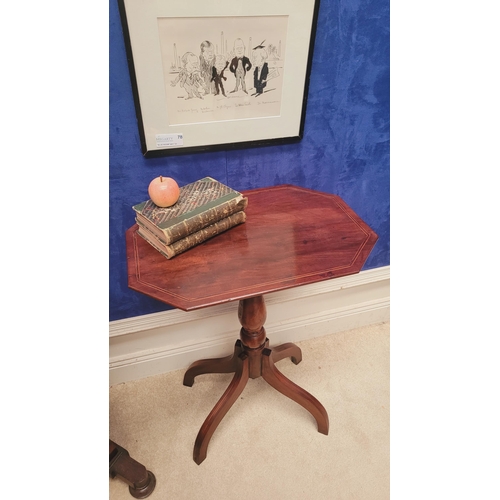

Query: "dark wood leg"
<box><xmin>271</xmin><ymin>342</ymin><xmax>302</xmax><ymax>364</ymax></box>
<box><xmin>184</xmin><ymin>295</ymin><xmax>329</xmax><ymax>464</ymax></box>
<box><xmin>183</xmin><ymin>340</ymin><xmax>243</xmax><ymax>387</ymax></box>
<box><xmin>109</xmin><ymin>440</ymin><xmax>156</xmax><ymax>499</ymax></box>
<box><xmin>193</xmin><ymin>352</ymin><xmax>250</xmax><ymax>465</ymax></box>
<box><xmin>261</xmin><ymin>348</ymin><xmax>329</xmax><ymax>435</ymax></box>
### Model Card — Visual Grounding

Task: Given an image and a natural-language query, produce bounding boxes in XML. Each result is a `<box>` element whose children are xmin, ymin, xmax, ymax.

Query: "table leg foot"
<box><xmin>271</xmin><ymin>342</ymin><xmax>302</xmax><ymax>364</ymax></box>
<box><xmin>183</xmin><ymin>340</ymin><xmax>243</xmax><ymax>387</ymax></box>
<box><xmin>109</xmin><ymin>440</ymin><xmax>156</xmax><ymax>499</ymax></box>
<box><xmin>261</xmin><ymin>348</ymin><xmax>329</xmax><ymax>435</ymax></box>
<box><xmin>193</xmin><ymin>352</ymin><xmax>249</xmax><ymax>465</ymax></box>
<box><xmin>128</xmin><ymin>471</ymin><xmax>156</xmax><ymax>499</ymax></box>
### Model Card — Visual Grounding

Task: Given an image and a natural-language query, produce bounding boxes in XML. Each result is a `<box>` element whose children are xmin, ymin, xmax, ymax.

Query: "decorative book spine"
<box><xmin>168</xmin><ymin>211</ymin><xmax>246</xmax><ymax>257</ymax></box>
<box><xmin>139</xmin><ymin>196</ymin><xmax>248</xmax><ymax>246</ymax></box>
<box><xmin>137</xmin><ymin>211</ymin><xmax>246</xmax><ymax>259</ymax></box>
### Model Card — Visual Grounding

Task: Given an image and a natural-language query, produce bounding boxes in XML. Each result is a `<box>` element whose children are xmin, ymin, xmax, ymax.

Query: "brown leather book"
<box><xmin>136</xmin><ymin>211</ymin><xmax>246</xmax><ymax>259</ymax></box>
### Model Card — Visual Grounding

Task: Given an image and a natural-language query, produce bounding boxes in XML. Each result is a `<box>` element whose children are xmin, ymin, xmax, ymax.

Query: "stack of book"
<box><xmin>132</xmin><ymin>177</ymin><xmax>248</xmax><ymax>259</ymax></box>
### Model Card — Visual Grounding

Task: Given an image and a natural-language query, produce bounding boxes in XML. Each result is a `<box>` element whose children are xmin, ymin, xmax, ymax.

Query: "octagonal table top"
<box><xmin>126</xmin><ymin>184</ymin><xmax>378</xmax><ymax>311</ymax></box>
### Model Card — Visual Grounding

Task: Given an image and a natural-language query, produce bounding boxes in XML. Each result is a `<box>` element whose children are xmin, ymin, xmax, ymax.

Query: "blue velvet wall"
<box><xmin>109</xmin><ymin>0</ymin><xmax>390</xmax><ymax>321</ymax></box>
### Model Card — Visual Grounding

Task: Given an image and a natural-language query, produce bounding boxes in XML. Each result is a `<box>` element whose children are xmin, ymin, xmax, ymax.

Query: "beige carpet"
<box><xmin>109</xmin><ymin>322</ymin><xmax>389</xmax><ymax>500</ymax></box>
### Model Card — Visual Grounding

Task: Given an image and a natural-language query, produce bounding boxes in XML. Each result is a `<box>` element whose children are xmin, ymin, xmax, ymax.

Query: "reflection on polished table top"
<box><xmin>126</xmin><ymin>184</ymin><xmax>378</xmax><ymax>465</ymax></box>
<box><xmin>126</xmin><ymin>184</ymin><xmax>378</xmax><ymax>311</ymax></box>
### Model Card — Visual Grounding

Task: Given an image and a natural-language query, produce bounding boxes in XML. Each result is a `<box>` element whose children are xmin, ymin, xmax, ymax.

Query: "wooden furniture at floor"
<box><xmin>126</xmin><ymin>185</ymin><xmax>378</xmax><ymax>465</ymax></box>
<box><xmin>109</xmin><ymin>440</ymin><xmax>156</xmax><ymax>498</ymax></box>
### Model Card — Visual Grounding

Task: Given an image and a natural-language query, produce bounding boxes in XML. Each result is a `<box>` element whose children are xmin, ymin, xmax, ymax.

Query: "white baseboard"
<box><xmin>109</xmin><ymin>266</ymin><xmax>390</xmax><ymax>386</ymax></box>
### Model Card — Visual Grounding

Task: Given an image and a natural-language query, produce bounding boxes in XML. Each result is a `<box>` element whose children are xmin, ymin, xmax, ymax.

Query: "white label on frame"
<box><xmin>156</xmin><ymin>133</ymin><xmax>183</xmax><ymax>148</ymax></box>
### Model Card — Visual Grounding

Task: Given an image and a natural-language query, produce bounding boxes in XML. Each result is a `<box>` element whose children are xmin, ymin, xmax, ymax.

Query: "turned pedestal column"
<box><xmin>183</xmin><ymin>296</ymin><xmax>329</xmax><ymax>465</ymax></box>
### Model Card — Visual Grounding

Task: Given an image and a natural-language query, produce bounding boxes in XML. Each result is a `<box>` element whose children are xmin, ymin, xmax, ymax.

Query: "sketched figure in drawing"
<box><xmin>251</xmin><ymin>42</ymin><xmax>269</xmax><ymax>96</ymax></box>
<box><xmin>211</xmin><ymin>55</ymin><xmax>229</xmax><ymax>97</ymax></box>
<box><xmin>229</xmin><ymin>38</ymin><xmax>252</xmax><ymax>94</ymax></box>
<box><xmin>170</xmin><ymin>52</ymin><xmax>204</xmax><ymax>100</ymax></box>
<box><xmin>199</xmin><ymin>40</ymin><xmax>216</xmax><ymax>95</ymax></box>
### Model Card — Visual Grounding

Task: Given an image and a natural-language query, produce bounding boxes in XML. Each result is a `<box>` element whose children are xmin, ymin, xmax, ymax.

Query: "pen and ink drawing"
<box><xmin>158</xmin><ymin>15</ymin><xmax>288</xmax><ymax>126</ymax></box>
<box><xmin>169</xmin><ymin>52</ymin><xmax>204</xmax><ymax>100</ymax></box>
<box><xmin>229</xmin><ymin>38</ymin><xmax>251</xmax><ymax>94</ymax></box>
<box><xmin>251</xmin><ymin>42</ymin><xmax>269</xmax><ymax>96</ymax></box>
<box><xmin>212</xmin><ymin>55</ymin><xmax>229</xmax><ymax>97</ymax></box>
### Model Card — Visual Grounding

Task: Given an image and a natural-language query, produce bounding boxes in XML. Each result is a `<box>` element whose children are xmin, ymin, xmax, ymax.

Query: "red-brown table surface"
<box><xmin>126</xmin><ymin>184</ymin><xmax>378</xmax><ymax>311</ymax></box>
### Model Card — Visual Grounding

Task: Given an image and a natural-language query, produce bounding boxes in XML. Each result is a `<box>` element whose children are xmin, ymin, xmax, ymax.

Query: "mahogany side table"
<box><xmin>126</xmin><ymin>185</ymin><xmax>378</xmax><ymax>465</ymax></box>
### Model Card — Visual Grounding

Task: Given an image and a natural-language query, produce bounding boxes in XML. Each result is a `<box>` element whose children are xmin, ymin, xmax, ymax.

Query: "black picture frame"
<box><xmin>117</xmin><ymin>0</ymin><xmax>321</xmax><ymax>158</ymax></box>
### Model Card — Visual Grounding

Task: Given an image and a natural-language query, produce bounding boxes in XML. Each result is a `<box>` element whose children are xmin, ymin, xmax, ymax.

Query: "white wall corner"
<box><xmin>109</xmin><ymin>265</ymin><xmax>390</xmax><ymax>386</ymax></box>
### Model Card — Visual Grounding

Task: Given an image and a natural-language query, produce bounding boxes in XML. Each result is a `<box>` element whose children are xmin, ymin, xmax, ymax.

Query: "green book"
<box><xmin>132</xmin><ymin>177</ymin><xmax>248</xmax><ymax>246</ymax></box>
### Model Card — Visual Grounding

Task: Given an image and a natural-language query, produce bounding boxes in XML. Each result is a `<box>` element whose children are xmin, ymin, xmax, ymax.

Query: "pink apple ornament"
<box><xmin>148</xmin><ymin>176</ymin><xmax>180</xmax><ymax>207</ymax></box>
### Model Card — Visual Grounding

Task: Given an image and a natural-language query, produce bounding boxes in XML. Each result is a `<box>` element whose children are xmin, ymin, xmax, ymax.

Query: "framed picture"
<box><xmin>117</xmin><ymin>0</ymin><xmax>321</xmax><ymax>158</ymax></box>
